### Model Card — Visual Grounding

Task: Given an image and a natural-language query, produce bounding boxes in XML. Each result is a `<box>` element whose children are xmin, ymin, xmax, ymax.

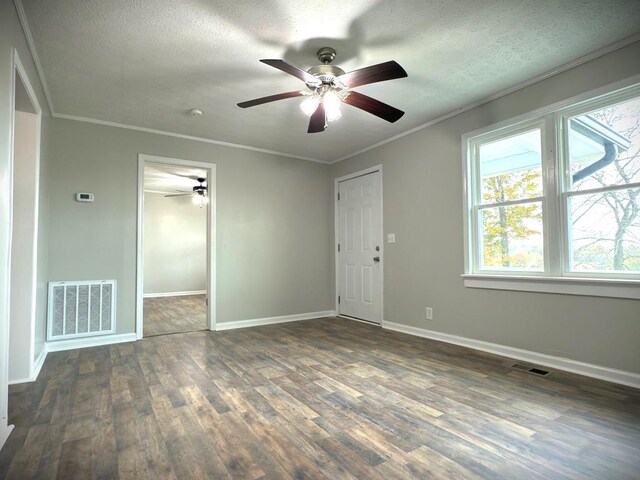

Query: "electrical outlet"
<box><xmin>426</xmin><ymin>307</ymin><xmax>433</xmax><ymax>320</ymax></box>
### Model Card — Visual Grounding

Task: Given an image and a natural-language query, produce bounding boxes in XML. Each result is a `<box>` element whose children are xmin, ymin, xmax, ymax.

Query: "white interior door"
<box><xmin>338</xmin><ymin>171</ymin><xmax>382</xmax><ymax>324</ymax></box>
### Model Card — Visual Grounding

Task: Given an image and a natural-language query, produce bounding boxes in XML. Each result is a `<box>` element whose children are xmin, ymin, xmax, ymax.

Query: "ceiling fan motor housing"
<box><xmin>192</xmin><ymin>177</ymin><xmax>207</xmax><ymax>194</ymax></box>
<box><xmin>306</xmin><ymin>64</ymin><xmax>346</xmax><ymax>89</ymax></box>
<box><xmin>316</xmin><ymin>47</ymin><xmax>337</xmax><ymax>64</ymax></box>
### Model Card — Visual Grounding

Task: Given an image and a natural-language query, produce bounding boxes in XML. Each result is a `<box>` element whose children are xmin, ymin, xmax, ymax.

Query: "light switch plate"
<box><xmin>387</xmin><ymin>233</ymin><xmax>396</xmax><ymax>243</ymax></box>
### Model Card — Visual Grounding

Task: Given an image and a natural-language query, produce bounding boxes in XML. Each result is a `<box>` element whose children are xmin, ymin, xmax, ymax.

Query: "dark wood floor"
<box><xmin>1</xmin><ymin>318</ymin><xmax>639</xmax><ymax>479</ymax></box>
<box><xmin>143</xmin><ymin>295</ymin><xmax>206</xmax><ymax>337</ymax></box>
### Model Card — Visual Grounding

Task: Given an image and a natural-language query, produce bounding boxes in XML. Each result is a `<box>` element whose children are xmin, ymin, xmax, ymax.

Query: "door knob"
<box><xmin>373</xmin><ymin>256</ymin><xmax>380</xmax><ymax>262</ymax></box>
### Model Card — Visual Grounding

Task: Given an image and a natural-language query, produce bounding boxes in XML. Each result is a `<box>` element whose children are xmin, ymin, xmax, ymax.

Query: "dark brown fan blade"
<box><xmin>337</xmin><ymin>61</ymin><xmax>407</xmax><ymax>88</ymax></box>
<box><xmin>260</xmin><ymin>59</ymin><xmax>320</xmax><ymax>85</ymax></box>
<box><xmin>171</xmin><ymin>173</ymin><xmax>200</xmax><ymax>180</ymax></box>
<box><xmin>237</xmin><ymin>91</ymin><xmax>306</xmax><ymax>108</ymax></box>
<box><xmin>343</xmin><ymin>91</ymin><xmax>405</xmax><ymax>123</ymax></box>
<box><xmin>307</xmin><ymin>102</ymin><xmax>326</xmax><ymax>133</ymax></box>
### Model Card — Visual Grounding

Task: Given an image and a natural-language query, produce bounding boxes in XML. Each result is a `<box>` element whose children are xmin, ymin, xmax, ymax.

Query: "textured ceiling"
<box><xmin>19</xmin><ymin>0</ymin><xmax>640</xmax><ymax>162</ymax></box>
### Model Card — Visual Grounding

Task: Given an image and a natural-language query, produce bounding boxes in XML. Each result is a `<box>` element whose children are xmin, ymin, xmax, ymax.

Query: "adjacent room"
<box><xmin>0</xmin><ymin>1</ymin><xmax>639</xmax><ymax>479</ymax></box>
<box><xmin>142</xmin><ymin>162</ymin><xmax>209</xmax><ymax>337</ymax></box>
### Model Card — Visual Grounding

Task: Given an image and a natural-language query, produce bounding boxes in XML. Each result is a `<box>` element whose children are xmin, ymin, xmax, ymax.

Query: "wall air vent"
<box><xmin>512</xmin><ymin>363</ymin><xmax>550</xmax><ymax>376</ymax></box>
<box><xmin>47</xmin><ymin>280</ymin><xmax>116</xmax><ymax>340</ymax></box>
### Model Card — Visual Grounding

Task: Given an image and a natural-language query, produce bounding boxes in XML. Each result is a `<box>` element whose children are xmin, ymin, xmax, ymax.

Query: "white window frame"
<box><xmin>462</xmin><ymin>79</ymin><xmax>640</xmax><ymax>299</ymax></box>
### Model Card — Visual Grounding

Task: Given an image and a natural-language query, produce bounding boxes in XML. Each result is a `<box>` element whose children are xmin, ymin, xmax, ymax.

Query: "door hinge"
<box><xmin>338</xmin><ymin>295</ymin><xmax>341</xmax><ymax>304</ymax></box>
<box><xmin>337</xmin><ymin>192</ymin><xmax>340</xmax><ymax>201</ymax></box>
<box><xmin>337</xmin><ymin>243</ymin><xmax>340</xmax><ymax>252</ymax></box>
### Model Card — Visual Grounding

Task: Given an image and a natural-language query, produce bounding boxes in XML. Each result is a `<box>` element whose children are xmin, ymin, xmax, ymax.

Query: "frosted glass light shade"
<box><xmin>324</xmin><ymin>91</ymin><xmax>342</xmax><ymax>122</ymax></box>
<box><xmin>300</xmin><ymin>95</ymin><xmax>320</xmax><ymax>116</ymax></box>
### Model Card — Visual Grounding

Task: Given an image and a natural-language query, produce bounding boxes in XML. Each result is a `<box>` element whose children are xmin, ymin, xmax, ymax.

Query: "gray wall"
<box><xmin>143</xmin><ymin>192</ymin><xmax>206</xmax><ymax>295</ymax></box>
<box><xmin>45</xmin><ymin>118</ymin><xmax>334</xmax><ymax>333</ymax></box>
<box><xmin>331</xmin><ymin>41</ymin><xmax>640</xmax><ymax>374</ymax></box>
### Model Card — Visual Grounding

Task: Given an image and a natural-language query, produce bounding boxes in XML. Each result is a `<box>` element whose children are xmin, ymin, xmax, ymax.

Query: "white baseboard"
<box><xmin>0</xmin><ymin>424</ymin><xmax>14</xmax><ymax>451</ymax></box>
<box><xmin>143</xmin><ymin>290</ymin><xmax>206</xmax><ymax>298</ymax></box>
<box><xmin>46</xmin><ymin>333</ymin><xmax>137</xmax><ymax>352</ymax></box>
<box><xmin>216</xmin><ymin>310</ymin><xmax>336</xmax><ymax>331</ymax></box>
<box><xmin>32</xmin><ymin>345</ymin><xmax>47</xmax><ymax>380</ymax></box>
<box><xmin>382</xmin><ymin>321</ymin><xmax>640</xmax><ymax>389</ymax></box>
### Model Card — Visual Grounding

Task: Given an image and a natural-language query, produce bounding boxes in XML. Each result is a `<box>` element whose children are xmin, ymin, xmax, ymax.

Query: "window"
<box><xmin>463</xmin><ymin>83</ymin><xmax>640</xmax><ymax>298</ymax></box>
<box><xmin>564</xmin><ymin>96</ymin><xmax>640</xmax><ymax>273</ymax></box>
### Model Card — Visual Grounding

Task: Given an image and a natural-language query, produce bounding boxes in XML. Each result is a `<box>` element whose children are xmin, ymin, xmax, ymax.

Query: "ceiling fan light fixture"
<box><xmin>239</xmin><ymin>48</ymin><xmax>407</xmax><ymax>132</ymax></box>
<box><xmin>324</xmin><ymin>91</ymin><xmax>342</xmax><ymax>122</ymax></box>
<box><xmin>192</xmin><ymin>191</ymin><xmax>209</xmax><ymax>207</ymax></box>
<box><xmin>300</xmin><ymin>94</ymin><xmax>320</xmax><ymax>117</ymax></box>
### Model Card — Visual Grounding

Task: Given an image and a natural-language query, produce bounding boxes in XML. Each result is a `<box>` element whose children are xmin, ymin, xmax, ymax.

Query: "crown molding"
<box><xmin>53</xmin><ymin>113</ymin><xmax>329</xmax><ymax>164</ymax></box>
<box><xmin>331</xmin><ymin>33</ymin><xmax>640</xmax><ymax>164</ymax></box>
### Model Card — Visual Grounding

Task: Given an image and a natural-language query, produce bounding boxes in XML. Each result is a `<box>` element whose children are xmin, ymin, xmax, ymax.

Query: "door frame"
<box><xmin>334</xmin><ymin>165</ymin><xmax>384</xmax><ymax>324</ymax></box>
<box><xmin>135</xmin><ymin>154</ymin><xmax>216</xmax><ymax>339</ymax></box>
<box><xmin>9</xmin><ymin>50</ymin><xmax>42</xmax><ymax>382</ymax></box>
<box><xmin>2</xmin><ymin>48</ymin><xmax>42</xmax><ymax>445</ymax></box>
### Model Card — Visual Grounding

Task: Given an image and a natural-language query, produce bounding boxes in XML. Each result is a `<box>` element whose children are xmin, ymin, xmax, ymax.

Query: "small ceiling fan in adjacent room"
<box><xmin>237</xmin><ymin>47</ymin><xmax>408</xmax><ymax>133</ymax></box>
<box><xmin>164</xmin><ymin>176</ymin><xmax>209</xmax><ymax>207</ymax></box>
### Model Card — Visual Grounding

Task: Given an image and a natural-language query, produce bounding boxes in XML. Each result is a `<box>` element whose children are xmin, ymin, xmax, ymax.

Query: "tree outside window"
<box><xmin>567</xmin><ymin>97</ymin><xmax>640</xmax><ymax>272</ymax></box>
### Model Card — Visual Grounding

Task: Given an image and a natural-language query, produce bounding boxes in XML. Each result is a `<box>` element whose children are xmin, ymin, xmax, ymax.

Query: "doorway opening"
<box><xmin>334</xmin><ymin>166</ymin><xmax>383</xmax><ymax>325</ymax></box>
<box><xmin>8</xmin><ymin>51</ymin><xmax>43</xmax><ymax>385</ymax></box>
<box><xmin>136</xmin><ymin>155</ymin><xmax>216</xmax><ymax>338</ymax></box>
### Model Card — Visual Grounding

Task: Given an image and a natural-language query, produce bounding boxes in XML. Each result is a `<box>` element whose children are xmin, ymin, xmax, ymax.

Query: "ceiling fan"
<box><xmin>237</xmin><ymin>47</ymin><xmax>408</xmax><ymax>133</ymax></box>
<box><xmin>164</xmin><ymin>177</ymin><xmax>207</xmax><ymax>198</ymax></box>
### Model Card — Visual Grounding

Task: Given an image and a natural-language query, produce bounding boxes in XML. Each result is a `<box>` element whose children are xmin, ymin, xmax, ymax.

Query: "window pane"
<box><xmin>568</xmin><ymin>96</ymin><xmax>640</xmax><ymax>190</ymax></box>
<box><xmin>480</xmin><ymin>202</ymin><xmax>543</xmax><ymax>271</ymax></box>
<box><xmin>569</xmin><ymin>188</ymin><xmax>640</xmax><ymax>272</ymax></box>
<box><xmin>479</xmin><ymin>129</ymin><xmax>543</xmax><ymax>203</ymax></box>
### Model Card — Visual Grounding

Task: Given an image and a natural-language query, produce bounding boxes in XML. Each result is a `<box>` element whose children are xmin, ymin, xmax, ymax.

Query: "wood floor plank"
<box><xmin>143</xmin><ymin>295</ymin><xmax>206</xmax><ymax>337</ymax></box>
<box><xmin>1</xmin><ymin>318</ymin><xmax>639</xmax><ymax>479</ymax></box>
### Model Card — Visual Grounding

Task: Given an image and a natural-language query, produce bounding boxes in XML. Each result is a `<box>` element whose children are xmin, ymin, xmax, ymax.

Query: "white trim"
<box><xmin>382</xmin><ymin>321</ymin><xmax>640</xmax><ymax>389</ymax></box>
<box><xmin>137</xmin><ymin>154</ymin><xmax>216</xmax><ymax>339</ymax></box>
<box><xmin>0</xmin><ymin>49</ymin><xmax>17</xmax><ymax>436</ymax></box>
<box><xmin>143</xmin><ymin>290</ymin><xmax>206</xmax><ymax>298</ymax></box>
<box><xmin>332</xmin><ymin>34</ymin><xmax>640</xmax><ymax>164</ymax></box>
<box><xmin>56</xmin><ymin>114</ymin><xmax>327</xmax><ymax>164</ymax></box>
<box><xmin>461</xmin><ymin>78</ymin><xmax>640</xmax><ymax>288</ymax></box>
<box><xmin>462</xmin><ymin>274</ymin><xmax>640</xmax><ymax>299</ymax></box>
<box><xmin>2</xmin><ymin>48</ymin><xmax>43</xmax><ymax>433</ymax></box>
<box><xmin>13</xmin><ymin>0</ymin><xmax>55</xmax><ymax>115</ymax></box>
<box><xmin>136</xmin><ymin>158</ymin><xmax>145</xmax><ymax>338</ymax></box>
<box><xmin>46</xmin><ymin>333</ymin><xmax>137</xmax><ymax>352</ymax></box>
<box><xmin>0</xmin><ymin>425</ymin><xmax>14</xmax><ymax>452</ymax></box>
<box><xmin>17</xmin><ymin>55</ymin><xmax>42</xmax><ymax>377</ymax></box>
<box><xmin>215</xmin><ymin>311</ymin><xmax>336</xmax><ymax>331</ymax></box>
<box><xmin>334</xmin><ymin>165</ymin><xmax>384</xmax><ymax>324</ymax></box>
<box><xmin>31</xmin><ymin>345</ymin><xmax>46</xmax><ymax>381</ymax></box>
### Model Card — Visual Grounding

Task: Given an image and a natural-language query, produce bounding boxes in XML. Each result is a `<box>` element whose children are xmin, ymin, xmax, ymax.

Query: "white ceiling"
<box><xmin>144</xmin><ymin>163</ymin><xmax>207</xmax><ymax>195</ymax></box>
<box><xmin>18</xmin><ymin>0</ymin><xmax>640</xmax><ymax>163</ymax></box>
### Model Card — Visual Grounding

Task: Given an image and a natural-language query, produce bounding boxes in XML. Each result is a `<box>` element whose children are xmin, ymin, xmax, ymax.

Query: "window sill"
<box><xmin>461</xmin><ymin>274</ymin><xmax>640</xmax><ymax>300</ymax></box>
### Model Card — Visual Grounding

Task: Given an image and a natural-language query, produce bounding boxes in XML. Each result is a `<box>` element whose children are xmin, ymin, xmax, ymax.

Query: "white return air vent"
<box><xmin>48</xmin><ymin>280</ymin><xmax>116</xmax><ymax>341</ymax></box>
